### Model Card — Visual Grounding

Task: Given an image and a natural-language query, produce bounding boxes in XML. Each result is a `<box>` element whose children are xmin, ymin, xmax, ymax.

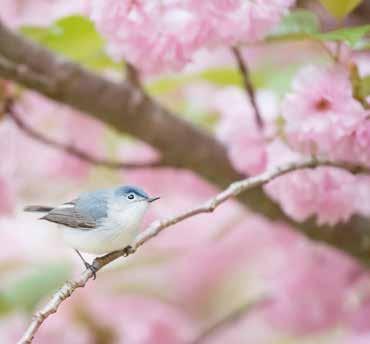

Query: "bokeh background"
<box><xmin>0</xmin><ymin>1</ymin><xmax>370</xmax><ymax>343</ymax></box>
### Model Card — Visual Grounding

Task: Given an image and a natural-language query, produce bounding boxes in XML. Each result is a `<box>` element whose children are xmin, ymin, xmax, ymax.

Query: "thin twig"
<box><xmin>231</xmin><ymin>47</ymin><xmax>264</xmax><ymax>129</ymax></box>
<box><xmin>4</xmin><ymin>99</ymin><xmax>162</xmax><ymax>170</ymax></box>
<box><xmin>18</xmin><ymin>158</ymin><xmax>370</xmax><ymax>344</ymax></box>
<box><xmin>125</xmin><ymin>62</ymin><xmax>142</xmax><ymax>89</ymax></box>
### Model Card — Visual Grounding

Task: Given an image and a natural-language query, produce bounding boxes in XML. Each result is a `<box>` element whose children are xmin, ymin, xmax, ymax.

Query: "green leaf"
<box><xmin>146</xmin><ymin>68</ymin><xmax>240</xmax><ymax>96</ymax></box>
<box><xmin>270</xmin><ymin>10</ymin><xmax>320</xmax><ymax>37</ymax></box>
<box><xmin>0</xmin><ymin>263</ymin><xmax>71</xmax><ymax>314</ymax></box>
<box><xmin>146</xmin><ymin>63</ymin><xmax>302</xmax><ymax>98</ymax></box>
<box><xmin>268</xmin><ymin>23</ymin><xmax>370</xmax><ymax>48</ymax></box>
<box><xmin>200</xmin><ymin>68</ymin><xmax>242</xmax><ymax>87</ymax></box>
<box><xmin>146</xmin><ymin>68</ymin><xmax>242</xmax><ymax>96</ymax></box>
<box><xmin>200</xmin><ymin>65</ymin><xmax>304</xmax><ymax>94</ymax></box>
<box><xmin>314</xmin><ymin>25</ymin><xmax>370</xmax><ymax>47</ymax></box>
<box><xmin>146</xmin><ymin>75</ymin><xmax>193</xmax><ymax>95</ymax></box>
<box><xmin>21</xmin><ymin>15</ymin><xmax>121</xmax><ymax>71</ymax></box>
<box><xmin>319</xmin><ymin>0</ymin><xmax>363</xmax><ymax>19</ymax></box>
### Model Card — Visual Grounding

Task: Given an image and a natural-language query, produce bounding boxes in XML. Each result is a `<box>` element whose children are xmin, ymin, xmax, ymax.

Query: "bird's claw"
<box><xmin>122</xmin><ymin>245</ymin><xmax>135</xmax><ymax>257</ymax></box>
<box><xmin>84</xmin><ymin>262</ymin><xmax>98</xmax><ymax>280</ymax></box>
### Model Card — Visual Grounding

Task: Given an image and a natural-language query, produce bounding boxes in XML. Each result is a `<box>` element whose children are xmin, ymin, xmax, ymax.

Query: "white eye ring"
<box><xmin>127</xmin><ymin>193</ymin><xmax>135</xmax><ymax>200</ymax></box>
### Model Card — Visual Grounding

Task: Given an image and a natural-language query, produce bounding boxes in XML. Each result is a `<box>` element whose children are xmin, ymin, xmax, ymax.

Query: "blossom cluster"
<box><xmin>0</xmin><ymin>0</ymin><xmax>84</xmax><ymax>28</ymax></box>
<box><xmin>213</xmin><ymin>58</ymin><xmax>370</xmax><ymax>225</ymax></box>
<box><xmin>88</xmin><ymin>0</ymin><xmax>295</xmax><ymax>73</ymax></box>
<box><xmin>282</xmin><ymin>65</ymin><xmax>369</xmax><ymax>160</ymax></box>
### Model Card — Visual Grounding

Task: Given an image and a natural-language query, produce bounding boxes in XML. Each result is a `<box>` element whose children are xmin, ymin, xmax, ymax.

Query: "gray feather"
<box><xmin>24</xmin><ymin>205</ymin><xmax>54</xmax><ymax>213</ymax></box>
<box><xmin>76</xmin><ymin>190</ymin><xmax>110</xmax><ymax>221</ymax></box>
<box><xmin>41</xmin><ymin>190</ymin><xmax>110</xmax><ymax>230</ymax></box>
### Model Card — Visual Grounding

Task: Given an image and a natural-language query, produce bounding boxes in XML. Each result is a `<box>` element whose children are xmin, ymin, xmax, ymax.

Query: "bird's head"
<box><xmin>114</xmin><ymin>185</ymin><xmax>160</xmax><ymax>204</ymax></box>
<box><xmin>109</xmin><ymin>185</ymin><xmax>160</xmax><ymax>221</ymax></box>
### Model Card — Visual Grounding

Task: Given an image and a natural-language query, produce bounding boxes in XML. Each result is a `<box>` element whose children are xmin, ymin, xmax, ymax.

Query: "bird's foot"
<box><xmin>84</xmin><ymin>262</ymin><xmax>98</xmax><ymax>280</ymax></box>
<box><xmin>122</xmin><ymin>245</ymin><xmax>135</xmax><ymax>257</ymax></box>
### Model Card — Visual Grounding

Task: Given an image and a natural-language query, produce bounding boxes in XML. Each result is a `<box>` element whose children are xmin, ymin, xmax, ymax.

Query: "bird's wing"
<box><xmin>24</xmin><ymin>205</ymin><xmax>54</xmax><ymax>213</ymax></box>
<box><xmin>40</xmin><ymin>191</ymin><xmax>110</xmax><ymax>230</ymax></box>
<box><xmin>41</xmin><ymin>200</ymin><xmax>97</xmax><ymax>229</ymax></box>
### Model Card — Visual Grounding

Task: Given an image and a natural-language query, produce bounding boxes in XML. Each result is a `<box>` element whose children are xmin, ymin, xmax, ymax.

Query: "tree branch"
<box><xmin>4</xmin><ymin>99</ymin><xmax>162</xmax><ymax>170</ymax></box>
<box><xmin>18</xmin><ymin>158</ymin><xmax>370</xmax><ymax>344</ymax></box>
<box><xmin>0</xmin><ymin>23</ymin><xmax>240</xmax><ymax>185</ymax></box>
<box><xmin>2</xmin><ymin>22</ymin><xmax>370</xmax><ymax>264</ymax></box>
<box><xmin>231</xmin><ymin>47</ymin><xmax>264</xmax><ymax>129</ymax></box>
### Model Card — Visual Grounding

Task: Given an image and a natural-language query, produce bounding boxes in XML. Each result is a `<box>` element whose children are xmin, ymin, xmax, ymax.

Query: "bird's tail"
<box><xmin>24</xmin><ymin>205</ymin><xmax>54</xmax><ymax>213</ymax></box>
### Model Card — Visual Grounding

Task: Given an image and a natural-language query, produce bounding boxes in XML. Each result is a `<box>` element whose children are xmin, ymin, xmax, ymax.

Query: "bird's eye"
<box><xmin>127</xmin><ymin>193</ymin><xmax>135</xmax><ymax>200</ymax></box>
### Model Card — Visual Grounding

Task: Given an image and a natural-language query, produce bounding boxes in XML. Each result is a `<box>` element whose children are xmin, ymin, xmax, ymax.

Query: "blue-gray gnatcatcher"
<box><xmin>25</xmin><ymin>185</ymin><xmax>159</xmax><ymax>277</ymax></box>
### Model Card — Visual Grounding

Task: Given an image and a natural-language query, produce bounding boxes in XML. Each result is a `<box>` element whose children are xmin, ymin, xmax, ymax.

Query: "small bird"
<box><xmin>25</xmin><ymin>185</ymin><xmax>159</xmax><ymax>277</ymax></box>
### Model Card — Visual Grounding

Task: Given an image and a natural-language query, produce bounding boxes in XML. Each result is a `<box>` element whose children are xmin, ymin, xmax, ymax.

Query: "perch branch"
<box><xmin>18</xmin><ymin>158</ymin><xmax>370</xmax><ymax>344</ymax></box>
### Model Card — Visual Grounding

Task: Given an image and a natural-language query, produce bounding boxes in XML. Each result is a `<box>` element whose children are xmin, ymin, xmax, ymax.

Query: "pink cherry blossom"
<box><xmin>264</xmin><ymin>139</ymin><xmax>365</xmax><ymax>225</ymax></box>
<box><xmin>186</xmin><ymin>0</ymin><xmax>295</xmax><ymax>44</ymax></box>
<box><xmin>89</xmin><ymin>0</ymin><xmax>201</xmax><ymax>74</ymax></box>
<box><xmin>0</xmin><ymin>0</ymin><xmax>84</xmax><ymax>28</ymax></box>
<box><xmin>213</xmin><ymin>87</ymin><xmax>275</xmax><ymax>175</ymax></box>
<box><xmin>281</xmin><ymin>65</ymin><xmax>368</xmax><ymax>155</ymax></box>
<box><xmin>332</xmin><ymin>119</ymin><xmax>370</xmax><ymax>167</ymax></box>
<box><xmin>265</xmin><ymin>167</ymin><xmax>358</xmax><ymax>225</ymax></box>
<box><xmin>263</xmin><ymin>242</ymin><xmax>363</xmax><ymax>334</ymax></box>
<box><xmin>264</xmin><ymin>139</ymin><xmax>370</xmax><ymax>226</ymax></box>
<box><xmin>88</xmin><ymin>0</ymin><xmax>295</xmax><ymax>73</ymax></box>
<box><xmin>265</xmin><ymin>138</ymin><xmax>304</xmax><ymax>169</ymax></box>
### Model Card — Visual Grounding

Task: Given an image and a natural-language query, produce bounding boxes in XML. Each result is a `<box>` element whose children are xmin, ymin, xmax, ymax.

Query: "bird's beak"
<box><xmin>148</xmin><ymin>196</ymin><xmax>160</xmax><ymax>203</ymax></box>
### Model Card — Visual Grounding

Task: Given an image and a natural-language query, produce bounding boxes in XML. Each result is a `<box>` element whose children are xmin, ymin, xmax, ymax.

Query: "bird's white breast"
<box><xmin>62</xmin><ymin>201</ymin><xmax>148</xmax><ymax>254</ymax></box>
